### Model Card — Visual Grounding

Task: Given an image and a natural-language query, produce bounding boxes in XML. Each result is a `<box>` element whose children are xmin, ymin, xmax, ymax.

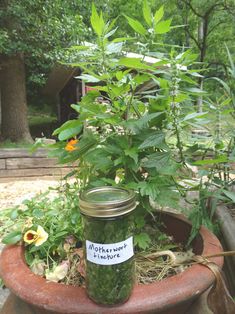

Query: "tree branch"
<box><xmin>185</xmin><ymin>28</ymin><xmax>201</xmax><ymax>50</ymax></box>
<box><xmin>181</xmin><ymin>0</ymin><xmax>203</xmax><ymax>18</ymax></box>
<box><xmin>207</xmin><ymin>20</ymin><xmax>228</xmax><ymax>36</ymax></box>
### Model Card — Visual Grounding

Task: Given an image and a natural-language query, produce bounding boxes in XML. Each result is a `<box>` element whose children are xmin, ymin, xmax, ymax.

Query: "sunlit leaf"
<box><xmin>143</xmin><ymin>0</ymin><xmax>152</xmax><ymax>27</ymax></box>
<box><xmin>155</xmin><ymin>19</ymin><xmax>171</xmax><ymax>34</ymax></box>
<box><xmin>154</xmin><ymin>6</ymin><xmax>164</xmax><ymax>24</ymax></box>
<box><xmin>91</xmin><ymin>3</ymin><xmax>104</xmax><ymax>36</ymax></box>
<box><xmin>125</xmin><ymin>15</ymin><xmax>147</xmax><ymax>35</ymax></box>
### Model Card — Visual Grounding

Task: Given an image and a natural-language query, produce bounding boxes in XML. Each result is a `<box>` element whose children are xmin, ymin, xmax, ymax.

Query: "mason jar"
<box><xmin>79</xmin><ymin>186</ymin><xmax>136</xmax><ymax>305</ymax></box>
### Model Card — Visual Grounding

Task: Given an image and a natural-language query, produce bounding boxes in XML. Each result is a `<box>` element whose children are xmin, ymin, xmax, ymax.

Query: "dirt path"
<box><xmin>0</xmin><ymin>177</ymin><xmax>61</xmax><ymax>210</ymax></box>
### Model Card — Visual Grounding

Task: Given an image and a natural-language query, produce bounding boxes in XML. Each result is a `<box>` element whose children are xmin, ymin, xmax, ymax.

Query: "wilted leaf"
<box><xmin>45</xmin><ymin>261</ymin><xmax>70</xmax><ymax>282</ymax></box>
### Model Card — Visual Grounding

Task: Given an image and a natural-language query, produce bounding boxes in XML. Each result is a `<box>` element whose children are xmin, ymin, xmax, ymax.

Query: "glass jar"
<box><xmin>79</xmin><ymin>186</ymin><xmax>136</xmax><ymax>305</ymax></box>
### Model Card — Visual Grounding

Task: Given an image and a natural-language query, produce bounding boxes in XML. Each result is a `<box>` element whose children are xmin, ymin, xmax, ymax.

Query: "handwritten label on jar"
<box><xmin>86</xmin><ymin>236</ymin><xmax>134</xmax><ymax>265</ymax></box>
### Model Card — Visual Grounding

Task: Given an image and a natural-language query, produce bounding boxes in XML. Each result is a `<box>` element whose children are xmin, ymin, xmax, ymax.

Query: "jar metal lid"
<box><xmin>79</xmin><ymin>186</ymin><xmax>136</xmax><ymax>218</ymax></box>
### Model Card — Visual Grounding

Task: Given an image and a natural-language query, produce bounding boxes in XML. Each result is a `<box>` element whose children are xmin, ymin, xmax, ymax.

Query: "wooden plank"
<box><xmin>0</xmin><ymin>148</ymin><xmax>48</xmax><ymax>158</ymax></box>
<box><xmin>6</xmin><ymin>158</ymin><xmax>60</xmax><ymax>169</ymax></box>
<box><xmin>0</xmin><ymin>167</ymin><xmax>74</xmax><ymax>178</ymax></box>
<box><xmin>0</xmin><ymin>159</ymin><xmax>6</xmax><ymax>170</ymax></box>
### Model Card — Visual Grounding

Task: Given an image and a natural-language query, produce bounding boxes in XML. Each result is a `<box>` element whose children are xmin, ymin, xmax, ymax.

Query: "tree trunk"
<box><xmin>0</xmin><ymin>53</ymin><xmax>32</xmax><ymax>143</ymax></box>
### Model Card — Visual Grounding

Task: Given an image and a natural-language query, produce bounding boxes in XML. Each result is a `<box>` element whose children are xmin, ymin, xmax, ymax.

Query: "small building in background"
<box><xmin>43</xmin><ymin>64</ymin><xmax>85</xmax><ymax>124</ymax></box>
<box><xmin>43</xmin><ymin>52</ymin><xmax>176</xmax><ymax>124</ymax></box>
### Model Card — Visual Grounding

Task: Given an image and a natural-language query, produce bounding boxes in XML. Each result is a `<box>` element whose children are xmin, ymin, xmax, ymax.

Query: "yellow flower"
<box><xmin>23</xmin><ymin>230</ymin><xmax>38</xmax><ymax>244</ymax></box>
<box><xmin>23</xmin><ymin>225</ymin><xmax>48</xmax><ymax>246</ymax></box>
<box><xmin>65</xmin><ymin>139</ymin><xmax>78</xmax><ymax>152</ymax></box>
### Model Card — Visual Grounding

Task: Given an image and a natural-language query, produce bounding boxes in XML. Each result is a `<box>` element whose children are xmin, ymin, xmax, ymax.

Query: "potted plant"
<box><xmin>0</xmin><ymin>2</ymin><xmax>225</xmax><ymax>313</ymax></box>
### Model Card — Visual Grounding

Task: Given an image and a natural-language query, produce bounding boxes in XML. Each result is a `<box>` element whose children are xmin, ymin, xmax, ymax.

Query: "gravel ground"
<box><xmin>0</xmin><ymin>177</ymin><xmax>62</xmax><ymax>210</ymax></box>
<box><xmin>0</xmin><ymin>177</ymin><xmax>62</xmax><ymax>308</ymax></box>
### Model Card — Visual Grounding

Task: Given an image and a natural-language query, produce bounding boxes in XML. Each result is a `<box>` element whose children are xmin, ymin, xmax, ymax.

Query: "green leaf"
<box><xmin>184</xmin><ymin>87</ymin><xmax>207</xmax><ymax>95</ymax></box>
<box><xmin>223</xmin><ymin>190</ymin><xmax>235</xmax><ymax>203</ymax></box>
<box><xmin>225</xmin><ymin>44</ymin><xmax>235</xmax><ymax>76</ymax></box>
<box><xmin>138</xmin><ymin>131</ymin><xmax>167</xmax><ymax>149</ymax></box>
<box><xmin>59</xmin><ymin>128</ymin><xmax>82</xmax><ymax>141</ymax></box>
<box><xmin>193</xmin><ymin>156</ymin><xmax>228</xmax><ymax>165</ymax></box>
<box><xmin>133</xmin><ymin>73</ymin><xmax>150</xmax><ymax>85</ymax></box>
<box><xmin>124</xmin><ymin>112</ymin><xmax>164</xmax><ymax>133</ymax></box>
<box><xmin>58</xmin><ymin>124</ymin><xmax>82</xmax><ymax>141</ymax></box>
<box><xmin>85</xmin><ymin>148</ymin><xmax>113</xmax><ymax>171</ymax></box>
<box><xmin>91</xmin><ymin>3</ymin><xmax>104</xmax><ymax>36</ymax></box>
<box><xmin>154</xmin><ymin>6</ymin><xmax>164</xmax><ymax>24</ymax></box>
<box><xmin>182</xmin><ymin>112</ymin><xmax>208</xmax><ymax>122</ymax></box>
<box><xmin>134</xmin><ymin>232</ymin><xmax>151</xmax><ymax>250</ymax></box>
<box><xmin>53</xmin><ymin>120</ymin><xmax>81</xmax><ymax>136</ymax></box>
<box><xmin>112</xmin><ymin>37</ymin><xmax>135</xmax><ymax>43</ymax></box>
<box><xmin>210</xmin><ymin>77</ymin><xmax>231</xmax><ymax>95</ymax></box>
<box><xmin>155</xmin><ymin>19</ymin><xmax>171</xmax><ymax>34</ymax></box>
<box><xmin>104</xmin><ymin>27</ymin><xmax>118</xmax><ymax>39</ymax></box>
<box><xmin>124</xmin><ymin>148</ymin><xmax>138</xmax><ymax>164</ymax></box>
<box><xmin>141</xmin><ymin>151</ymin><xmax>171</xmax><ymax>170</ymax></box>
<box><xmin>138</xmin><ymin>181</ymin><xmax>159</xmax><ymax>200</ymax></box>
<box><xmin>76</xmin><ymin>74</ymin><xmax>100</xmax><ymax>83</ymax></box>
<box><xmin>118</xmin><ymin>57</ymin><xmax>151</xmax><ymax>70</ymax></box>
<box><xmin>2</xmin><ymin>231</ymin><xmax>22</xmax><ymax>245</ymax></box>
<box><xmin>125</xmin><ymin>15</ymin><xmax>147</xmax><ymax>35</ymax></box>
<box><xmin>143</xmin><ymin>0</ymin><xmax>152</xmax><ymax>26</ymax></box>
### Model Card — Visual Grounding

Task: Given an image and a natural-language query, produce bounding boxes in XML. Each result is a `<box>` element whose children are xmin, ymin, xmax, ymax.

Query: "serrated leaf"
<box><xmin>143</xmin><ymin>0</ymin><xmax>152</xmax><ymax>26</ymax></box>
<box><xmin>138</xmin><ymin>131</ymin><xmax>167</xmax><ymax>150</ymax></box>
<box><xmin>124</xmin><ymin>112</ymin><xmax>164</xmax><ymax>133</ymax></box>
<box><xmin>138</xmin><ymin>181</ymin><xmax>159</xmax><ymax>200</ymax></box>
<box><xmin>2</xmin><ymin>231</ymin><xmax>22</xmax><ymax>245</ymax></box>
<box><xmin>155</xmin><ymin>19</ymin><xmax>171</xmax><ymax>34</ymax></box>
<box><xmin>154</xmin><ymin>6</ymin><xmax>164</xmax><ymax>24</ymax></box>
<box><xmin>134</xmin><ymin>232</ymin><xmax>151</xmax><ymax>250</ymax></box>
<box><xmin>141</xmin><ymin>151</ymin><xmax>171</xmax><ymax>170</ymax></box>
<box><xmin>125</xmin><ymin>15</ymin><xmax>147</xmax><ymax>35</ymax></box>
<box><xmin>124</xmin><ymin>148</ymin><xmax>138</xmax><ymax>164</ymax></box>
<box><xmin>85</xmin><ymin>148</ymin><xmax>113</xmax><ymax>171</ymax></box>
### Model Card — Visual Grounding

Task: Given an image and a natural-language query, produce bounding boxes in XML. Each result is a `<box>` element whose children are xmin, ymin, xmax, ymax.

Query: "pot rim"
<box><xmin>0</xmin><ymin>213</ymin><xmax>224</xmax><ymax>314</ymax></box>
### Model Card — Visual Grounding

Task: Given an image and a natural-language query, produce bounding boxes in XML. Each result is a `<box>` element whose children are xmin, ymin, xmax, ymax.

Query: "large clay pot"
<box><xmin>0</xmin><ymin>213</ymin><xmax>223</xmax><ymax>314</ymax></box>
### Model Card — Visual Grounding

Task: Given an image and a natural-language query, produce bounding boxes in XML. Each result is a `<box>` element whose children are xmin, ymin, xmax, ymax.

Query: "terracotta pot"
<box><xmin>0</xmin><ymin>213</ymin><xmax>223</xmax><ymax>314</ymax></box>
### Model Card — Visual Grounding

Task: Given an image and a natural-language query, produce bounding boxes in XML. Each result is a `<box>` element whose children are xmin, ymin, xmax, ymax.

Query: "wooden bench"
<box><xmin>0</xmin><ymin>148</ymin><xmax>74</xmax><ymax>178</ymax></box>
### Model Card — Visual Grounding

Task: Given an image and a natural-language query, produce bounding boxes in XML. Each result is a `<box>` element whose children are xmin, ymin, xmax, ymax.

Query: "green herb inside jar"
<box><xmin>79</xmin><ymin>186</ymin><xmax>136</xmax><ymax>305</ymax></box>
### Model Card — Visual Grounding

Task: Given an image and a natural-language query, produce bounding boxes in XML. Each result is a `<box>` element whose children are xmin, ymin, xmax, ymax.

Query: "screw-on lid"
<box><xmin>79</xmin><ymin>186</ymin><xmax>136</xmax><ymax>218</ymax></box>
